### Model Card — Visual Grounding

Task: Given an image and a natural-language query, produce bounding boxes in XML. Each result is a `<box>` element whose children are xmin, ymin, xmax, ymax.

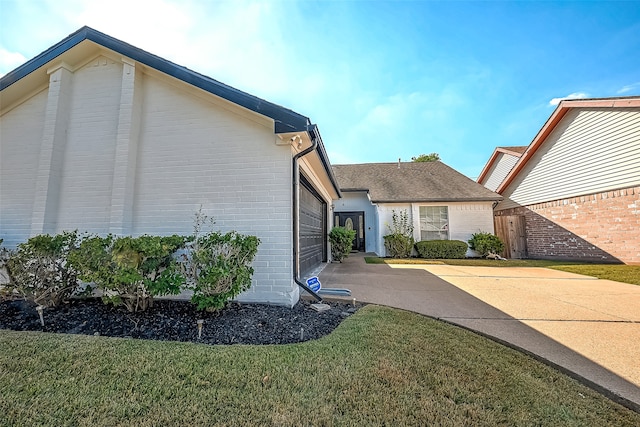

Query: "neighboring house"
<box><xmin>482</xmin><ymin>97</ymin><xmax>640</xmax><ymax>264</ymax></box>
<box><xmin>332</xmin><ymin>161</ymin><xmax>502</xmax><ymax>257</ymax></box>
<box><xmin>0</xmin><ymin>26</ymin><xmax>342</xmax><ymax>306</ymax></box>
<box><xmin>476</xmin><ymin>146</ymin><xmax>527</xmax><ymax>191</ymax></box>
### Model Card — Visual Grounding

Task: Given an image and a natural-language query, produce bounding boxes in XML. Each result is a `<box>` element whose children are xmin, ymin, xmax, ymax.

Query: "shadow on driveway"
<box><xmin>318</xmin><ymin>253</ymin><xmax>640</xmax><ymax>412</ymax></box>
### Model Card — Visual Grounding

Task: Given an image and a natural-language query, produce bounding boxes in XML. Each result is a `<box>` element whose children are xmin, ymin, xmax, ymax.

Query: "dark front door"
<box><xmin>336</xmin><ymin>211</ymin><xmax>365</xmax><ymax>252</ymax></box>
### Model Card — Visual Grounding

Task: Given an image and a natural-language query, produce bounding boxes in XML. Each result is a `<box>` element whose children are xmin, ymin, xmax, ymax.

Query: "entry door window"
<box><xmin>345</xmin><ymin>218</ymin><xmax>354</xmax><ymax>231</ymax></box>
<box><xmin>420</xmin><ymin>206</ymin><xmax>449</xmax><ymax>240</ymax></box>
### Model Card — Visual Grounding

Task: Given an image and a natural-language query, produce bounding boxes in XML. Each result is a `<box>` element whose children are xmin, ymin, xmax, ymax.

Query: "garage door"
<box><xmin>299</xmin><ymin>178</ymin><xmax>326</xmax><ymax>278</ymax></box>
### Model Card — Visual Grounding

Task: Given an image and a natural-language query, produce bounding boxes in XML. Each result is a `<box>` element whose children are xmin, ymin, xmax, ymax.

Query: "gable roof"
<box><xmin>0</xmin><ymin>26</ymin><xmax>341</xmax><ymax>196</ymax></box>
<box><xmin>476</xmin><ymin>145</ymin><xmax>528</xmax><ymax>186</ymax></box>
<box><xmin>1</xmin><ymin>26</ymin><xmax>310</xmax><ymax>133</ymax></box>
<box><xmin>333</xmin><ymin>161</ymin><xmax>502</xmax><ymax>203</ymax></box>
<box><xmin>496</xmin><ymin>96</ymin><xmax>640</xmax><ymax>194</ymax></box>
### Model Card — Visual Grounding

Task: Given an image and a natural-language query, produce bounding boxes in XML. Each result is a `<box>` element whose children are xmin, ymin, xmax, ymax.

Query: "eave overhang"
<box><xmin>371</xmin><ymin>196</ymin><xmax>503</xmax><ymax>204</ymax></box>
<box><xmin>0</xmin><ymin>26</ymin><xmax>309</xmax><ymax>133</ymax></box>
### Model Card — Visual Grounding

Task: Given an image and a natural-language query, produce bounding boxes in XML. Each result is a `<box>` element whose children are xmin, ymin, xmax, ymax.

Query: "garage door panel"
<box><xmin>299</xmin><ymin>181</ymin><xmax>325</xmax><ymax>278</ymax></box>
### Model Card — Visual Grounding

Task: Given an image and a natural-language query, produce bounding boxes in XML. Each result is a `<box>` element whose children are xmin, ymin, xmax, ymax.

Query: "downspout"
<box><xmin>292</xmin><ymin>132</ymin><xmax>323</xmax><ymax>302</ymax></box>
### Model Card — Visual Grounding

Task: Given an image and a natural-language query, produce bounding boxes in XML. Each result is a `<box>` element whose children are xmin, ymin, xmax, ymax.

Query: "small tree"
<box><xmin>329</xmin><ymin>226</ymin><xmax>356</xmax><ymax>262</ymax></box>
<box><xmin>411</xmin><ymin>153</ymin><xmax>440</xmax><ymax>162</ymax></box>
<box><xmin>383</xmin><ymin>210</ymin><xmax>415</xmax><ymax>258</ymax></box>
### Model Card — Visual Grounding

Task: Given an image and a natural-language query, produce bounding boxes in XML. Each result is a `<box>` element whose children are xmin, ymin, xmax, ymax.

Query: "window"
<box><xmin>420</xmin><ymin>206</ymin><xmax>449</xmax><ymax>240</ymax></box>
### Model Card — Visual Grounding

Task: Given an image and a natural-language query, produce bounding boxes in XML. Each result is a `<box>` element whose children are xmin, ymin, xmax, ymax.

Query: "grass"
<box><xmin>1</xmin><ymin>306</ymin><xmax>639</xmax><ymax>426</ymax></box>
<box><xmin>548</xmin><ymin>264</ymin><xmax>640</xmax><ymax>286</ymax></box>
<box><xmin>364</xmin><ymin>257</ymin><xmax>640</xmax><ymax>285</ymax></box>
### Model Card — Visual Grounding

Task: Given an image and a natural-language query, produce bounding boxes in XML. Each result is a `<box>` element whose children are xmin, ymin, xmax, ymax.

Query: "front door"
<box><xmin>336</xmin><ymin>211</ymin><xmax>365</xmax><ymax>252</ymax></box>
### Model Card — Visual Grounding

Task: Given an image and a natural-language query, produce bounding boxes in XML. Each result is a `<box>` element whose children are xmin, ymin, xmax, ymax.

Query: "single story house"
<box><xmin>479</xmin><ymin>97</ymin><xmax>640</xmax><ymax>264</ymax></box>
<box><xmin>0</xmin><ymin>26</ymin><xmax>342</xmax><ymax>306</ymax></box>
<box><xmin>332</xmin><ymin>161</ymin><xmax>503</xmax><ymax>257</ymax></box>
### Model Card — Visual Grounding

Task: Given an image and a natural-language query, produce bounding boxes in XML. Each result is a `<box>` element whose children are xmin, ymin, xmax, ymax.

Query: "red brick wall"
<box><xmin>495</xmin><ymin>186</ymin><xmax>640</xmax><ymax>264</ymax></box>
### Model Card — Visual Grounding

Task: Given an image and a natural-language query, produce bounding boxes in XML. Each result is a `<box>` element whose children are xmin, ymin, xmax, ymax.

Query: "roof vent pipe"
<box><xmin>398</xmin><ymin>158</ymin><xmax>401</xmax><ymax>168</ymax></box>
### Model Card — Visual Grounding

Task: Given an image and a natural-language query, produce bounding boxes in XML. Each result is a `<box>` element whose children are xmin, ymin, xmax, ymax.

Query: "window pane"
<box><xmin>345</xmin><ymin>218</ymin><xmax>353</xmax><ymax>231</ymax></box>
<box><xmin>419</xmin><ymin>206</ymin><xmax>448</xmax><ymax>240</ymax></box>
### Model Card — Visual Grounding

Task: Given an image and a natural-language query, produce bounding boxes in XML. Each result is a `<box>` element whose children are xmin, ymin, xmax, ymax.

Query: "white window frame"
<box><xmin>419</xmin><ymin>206</ymin><xmax>449</xmax><ymax>241</ymax></box>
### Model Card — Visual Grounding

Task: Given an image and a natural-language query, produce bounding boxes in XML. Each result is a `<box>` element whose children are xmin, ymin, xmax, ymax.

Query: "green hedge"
<box><xmin>3</xmin><ymin>220</ymin><xmax>260</xmax><ymax>312</ymax></box>
<box><xmin>415</xmin><ymin>240</ymin><xmax>468</xmax><ymax>259</ymax></box>
<box><xmin>468</xmin><ymin>232</ymin><xmax>504</xmax><ymax>256</ymax></box>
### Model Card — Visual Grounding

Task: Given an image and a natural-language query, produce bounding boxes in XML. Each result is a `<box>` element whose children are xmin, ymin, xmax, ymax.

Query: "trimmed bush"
<box><xmin>384</xmin><ymin>234</ymin><xmax>415</xmax><ymax>258</ymax></box>
<box><xmin>329</xmin><ymin>226</ymin><xmax>356</xmax><ymax>262</ymax></box>
<box><xmin>5</xmin><ymin>231</ymin><xmax>82</xmax><ymax>307</ymax></box>
<box><xmin>415</xmin><ymin>240</ymin><xmax>468</xmax><ymax>259</ymax></box>
<box><xmin>468</xmin><ymin>232</ymin><xmax>504</xmax><ymax>257</ymax></box>
<box><xmin>181</xmin><ymin>230</ymin><xmax>260</xmax><ymax>311</ymax></box>
<box><xmin>69</xmin><ymin>234</ymin><xmax>187</xmax><ymax>312</ymax></box>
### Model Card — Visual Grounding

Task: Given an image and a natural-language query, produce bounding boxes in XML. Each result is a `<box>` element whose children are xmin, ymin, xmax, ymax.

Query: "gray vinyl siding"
<box><xmin>499</xmin><ymin>108</ymin><xmax>640</xmax><ymax>209</ymax></box>
<box><xmin>482</xmin><ymin>152</ymin><xmax>520</xmax><ymax>191</ymax></box>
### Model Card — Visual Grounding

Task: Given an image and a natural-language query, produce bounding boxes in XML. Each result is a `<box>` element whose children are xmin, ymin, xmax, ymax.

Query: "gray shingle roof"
<box><xmin>333</xmin><ymin>161</ymin><xmax>502</xmax><ymax>202</ymax></box>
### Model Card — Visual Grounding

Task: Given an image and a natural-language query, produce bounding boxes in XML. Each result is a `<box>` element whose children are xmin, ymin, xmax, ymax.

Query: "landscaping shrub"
<box><xmin>0</xmin><ymin>238</ymin><xmax>14</xmax><ymax>301</ymax></box>
<box><xmin>468</xmin><ymin>232</ymin><xmax>505</xmax><ymax>257</ymax></box>
<box><xmin>181</xmin><ymin>230</ymin><xmax>260</xmax><ymax>311</ymax></box>
<box><xmin>69</xmin><ymin>234</ymin><xmax>187</xmax><ymax>312</ymax></box>
<box><xmin>329</xmin><ymin>226</ymin><xmax>356</xmax><ymax>262</ymax></box>
<box><xmin>180</xmin><ymin>209</ymin><xmax>260</xmax><ymax>311</ymax></box>
<box><xmin>415</xmin><ymin>240</ymin><xmax>468</xmax><ymax>259</ymax></box>
<box><xmin>383</xmin><ymin>210</ymin><xmax>414</xmax><ymax>258</ymax></box>
<box><xmin>4</xmin><ymin>231</ymin><xmax>82</xmax><ymax>307</ymax></box>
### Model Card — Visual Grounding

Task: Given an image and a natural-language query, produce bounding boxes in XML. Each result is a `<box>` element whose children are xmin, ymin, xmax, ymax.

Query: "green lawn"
<box><xmin>364</xmin><ymin>257</ymin><xmax>640</xmax><ymax>285</ymax></box>
<box><xmin>1</xmin><ymin>306</ymin><xmax>638</xmax><ymax>426</ymax></box>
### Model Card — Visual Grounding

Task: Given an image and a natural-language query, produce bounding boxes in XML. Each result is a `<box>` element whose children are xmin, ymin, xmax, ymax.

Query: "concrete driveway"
<box><xmin>319</xmin><ymin>254</ymin><xmax>640</xmax><ymax>410</ymax></box>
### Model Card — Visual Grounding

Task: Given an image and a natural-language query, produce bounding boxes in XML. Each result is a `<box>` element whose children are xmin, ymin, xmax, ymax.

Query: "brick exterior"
<box><xmin>495</xmin><ymin>186</ymin><xmax>640</xmax><ymax>264</ymax></box>
<box><xmin>0</xmin><ymin>56</ymin><xmax>320</xmax><ymax>307</ymax></box>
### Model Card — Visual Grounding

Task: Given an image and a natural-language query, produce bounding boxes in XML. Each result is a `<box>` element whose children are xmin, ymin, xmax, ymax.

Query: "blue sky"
<box><xmin>1</xmin><ymin>0</ymin><xmax>639</xmax><ymax>178</ymax></box>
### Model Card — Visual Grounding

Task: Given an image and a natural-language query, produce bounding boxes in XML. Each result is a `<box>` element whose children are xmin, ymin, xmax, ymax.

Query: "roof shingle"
<box><xmin>333</xmin><ymin>162</ymin><xmax>502</xmax><ymax>202</ymax></box>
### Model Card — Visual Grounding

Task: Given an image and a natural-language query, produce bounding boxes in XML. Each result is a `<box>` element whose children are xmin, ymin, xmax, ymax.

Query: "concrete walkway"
<box><xmin>318</xmin><ymin>254</ymin><xmax>640</xmax><ymax>411</ymax></box>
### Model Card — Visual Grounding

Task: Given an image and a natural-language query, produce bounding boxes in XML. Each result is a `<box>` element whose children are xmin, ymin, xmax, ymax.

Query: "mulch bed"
<box><xmin>0</xmin><ymin>298</ymin><xmax>361</xmax><ymax>345</ymax></box>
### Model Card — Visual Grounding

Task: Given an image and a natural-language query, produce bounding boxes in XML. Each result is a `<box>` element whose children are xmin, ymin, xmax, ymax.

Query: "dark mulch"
<box><xmin>0</xmin><ymin>298</ymin><xmax>361</xmax><ymax>345</ymax></box>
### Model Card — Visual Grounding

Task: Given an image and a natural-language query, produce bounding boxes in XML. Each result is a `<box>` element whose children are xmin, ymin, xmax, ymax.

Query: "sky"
<box><xmin>1</xmin><ymin>0</ymin><xmax>639</xmax><ymax>179</ymax></box>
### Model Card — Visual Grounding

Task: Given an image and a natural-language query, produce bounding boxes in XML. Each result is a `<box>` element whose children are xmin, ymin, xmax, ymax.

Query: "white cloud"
<box><xmin>0</xmin><ymin>47</ymin><xmax>26</xmax><ymax>76</ymax></box>
<box><xmin>548</xmin><ymin>92</ymin><xmax>589</xmax><ymax>106</ymax></box>
<box><xmin>617</xmin><ymin>82</ymin><xmax>640</xmax><ymax>94</ymax></box>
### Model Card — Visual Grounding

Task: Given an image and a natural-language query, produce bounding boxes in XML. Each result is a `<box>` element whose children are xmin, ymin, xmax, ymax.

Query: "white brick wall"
<box><xmin>447</xmin><ymin>202</ymin><xmax>495</xmax><ymax>256</ymax></box>
<box><xmin>131</xmin><ymin>75</ymin><xmax>295</xmax><ymax>305</ymax></box>
<box><xmin>377</xmin><ymin>203</ymin><xmax>412</xmax><ymax>256</ymax></box>
<box><xmin>0</xmin><ymin>56</ymin><xmax>303</xmax><ymax>307</ymax></box>
<box><xmin>56</xmin><ymin>57</ymin><xmax>122</xmax><ymax>234</ymax></box>
<box><xmin>0</xmin><ymin>89</ymin><xmax>48</xmax><ymax>247</ymax></box>
<box><xmin>373</xmin><ymin>202</ymin><xmax>495</xmax><ymax>257</ymax></box>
